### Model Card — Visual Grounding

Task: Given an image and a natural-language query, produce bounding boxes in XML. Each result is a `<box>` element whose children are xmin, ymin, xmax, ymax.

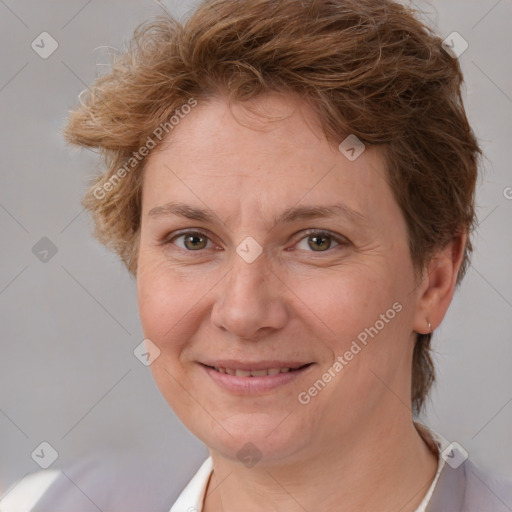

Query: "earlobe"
<box><xmin>413</xmin><ymin>233</ymin><xmax>467</xmax><ymax>334</ymax></box>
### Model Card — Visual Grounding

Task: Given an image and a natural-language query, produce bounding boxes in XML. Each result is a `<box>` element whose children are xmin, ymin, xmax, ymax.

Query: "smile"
<box><xmin>200</xmin><ymin>362</ymin><xmax>314</xmax><ymax>394</ymax></box>
<box><xmin>209</xmin><ymin>365</ymin><xmax>309</xmax><ymax>377</ymax></box>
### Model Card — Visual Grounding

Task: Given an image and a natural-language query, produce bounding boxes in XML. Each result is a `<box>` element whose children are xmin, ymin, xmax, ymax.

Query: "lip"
<box><xmin>200</xmin><ymin>360</ymin><xmax>311</xmax><ymax>371</ymax></box>
<box><xmin>200</xmin><ymin>361</ymin><xmax>314</xmax><ymax>394</ymax></box>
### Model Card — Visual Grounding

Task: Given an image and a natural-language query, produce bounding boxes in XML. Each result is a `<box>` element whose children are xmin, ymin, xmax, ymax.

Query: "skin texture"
<box><xmin>137</xmin><ymin>93</ymin><xmax>465</xmax><ymax>511</ymax></box>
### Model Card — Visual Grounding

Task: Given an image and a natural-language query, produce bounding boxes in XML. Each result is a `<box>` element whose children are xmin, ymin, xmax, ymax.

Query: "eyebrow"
<box><xmin>147</xmin><ymin>201</ymin><xmax>369</xmax><ymax>229</ymax></box>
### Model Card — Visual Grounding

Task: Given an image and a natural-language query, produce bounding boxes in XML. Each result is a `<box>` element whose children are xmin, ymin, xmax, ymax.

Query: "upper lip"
<box><xmin>200</xmin><ymin>360</ymin><xmax>312</xmax><ymax>371</ymax></box>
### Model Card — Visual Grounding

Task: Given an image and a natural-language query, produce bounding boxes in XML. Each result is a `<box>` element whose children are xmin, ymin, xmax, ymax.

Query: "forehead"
<box><xmin>141</xmin><ymin>94</ymin><xmax>400</xmax><ymax>232</ymax></box>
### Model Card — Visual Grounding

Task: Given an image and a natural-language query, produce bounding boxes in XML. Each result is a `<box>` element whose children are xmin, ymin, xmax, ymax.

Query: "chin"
<box><xmin>189</xmin><ymin>411</ymin><xmax>313</xmax><ymax>467</ymax></box>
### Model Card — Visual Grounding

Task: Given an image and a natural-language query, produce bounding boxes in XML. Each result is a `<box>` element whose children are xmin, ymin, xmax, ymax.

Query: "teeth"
<box><xmin>213</xmin><ymin>367</ymin><xmax>295</xmax><ymax>376</ymax></box>
<box><xmin>250</xmin><ymin>369</ymin><xmax>269</xmax><ymax>377</ymax></box>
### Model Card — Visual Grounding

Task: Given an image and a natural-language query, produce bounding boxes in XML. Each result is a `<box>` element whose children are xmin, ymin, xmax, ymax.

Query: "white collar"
<box><xmin>170</xmin><ymin>457</ymin><xmax>213</xmax><ymax>512</ymax></box>
<box><xmin>170</xmin><ymin>422</ymin><xmax>446</xmax><ymax>512</ymax></box>
<box><xmin>413</xmin><ymin>422</ymin><xmax>447</xmax><ymax>512</ymax></box>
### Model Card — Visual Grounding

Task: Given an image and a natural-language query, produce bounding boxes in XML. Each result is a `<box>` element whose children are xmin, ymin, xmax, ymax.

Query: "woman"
<box><xmin>2</xmin><ymin>0</ymin><xmax>511</xmax><ymax>510</ymax></box>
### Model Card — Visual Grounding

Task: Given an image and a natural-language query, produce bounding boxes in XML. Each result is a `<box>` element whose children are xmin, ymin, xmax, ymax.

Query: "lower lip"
<box><xmin>201</xmin><ymin>364</ymin><xmax>313</xmax><ymax>394</ymax></box>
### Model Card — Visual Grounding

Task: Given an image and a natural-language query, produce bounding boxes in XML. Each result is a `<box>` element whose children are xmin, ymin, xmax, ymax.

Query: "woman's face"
<box><xmin>137</xmin><ymin>94</ymin><xmax>422</xmax><ymax>465</ymax></box>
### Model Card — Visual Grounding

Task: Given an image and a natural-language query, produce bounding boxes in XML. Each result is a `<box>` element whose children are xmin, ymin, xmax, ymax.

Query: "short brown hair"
<box><xmin>63</xmin><ymin>0</ymin><xmax>481</xmax><ymax>413</ymax></box>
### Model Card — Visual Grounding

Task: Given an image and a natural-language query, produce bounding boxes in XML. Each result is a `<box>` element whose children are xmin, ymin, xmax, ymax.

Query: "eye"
<box><xmin>164</xmin><ymin>231</ymin><xmax>213</xmax><ymax>251</ymax></box>
<box><xmin>294</xmin><ymin>230</ymin><xmax>347</xmax><ymax>252</ymax></box>
<box><xmin>161</xmin><ymin>229</ymin><xmax>348</xmax><ymax>254</ymax></box>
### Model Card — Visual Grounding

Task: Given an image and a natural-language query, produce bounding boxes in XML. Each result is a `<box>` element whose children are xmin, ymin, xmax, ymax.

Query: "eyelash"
<box><xmin>160</xmin><ymin>229</ymin><xmax>349</xmax><ymax>255</ymax></box>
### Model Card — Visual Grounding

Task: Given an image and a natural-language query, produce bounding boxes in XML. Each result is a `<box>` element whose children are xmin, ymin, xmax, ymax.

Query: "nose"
<box><xmin>210</xmin><ymin>249</ymin><xmax>288</xmax><ymax>341</ymax></box>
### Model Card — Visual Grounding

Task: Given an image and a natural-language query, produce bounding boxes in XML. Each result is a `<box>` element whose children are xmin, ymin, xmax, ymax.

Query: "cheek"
<box><xmin>136</xmin><ymin>258</ymin><xmax>193</xmax><ymax>357</ymax></box>
<box><xmin>299</xmin><ymin>264</ymin><xmax>409</xmax><ymax>381</ymax></box>
<box><xmin>293</xmin><ymin>266</ymin><xmax>392</xmax><ymax>348</ymax></box>
<box><xmin>137</xmin><ymin>248</ymin><xmax>204</xmax><ymax>333</ymax></box>
<box><xmin>285</xmin><ymin>267</ymin><xmax>408</xmax><ymax>429</ymax></box>
<box><xmin>136</xmin><ymin>263</ymin><xmax>198</xmax><ymax>414</ymax></box>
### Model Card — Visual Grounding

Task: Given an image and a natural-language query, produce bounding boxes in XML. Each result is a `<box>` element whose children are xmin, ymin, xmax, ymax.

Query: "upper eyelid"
<box><xmin>161</xmin><ymin>228</ymin><xmax>214</xmax><ymax>244</ymax></box>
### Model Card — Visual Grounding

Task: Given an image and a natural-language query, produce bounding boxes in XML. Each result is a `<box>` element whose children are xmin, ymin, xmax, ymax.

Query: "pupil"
<box><xmin>310</xmin><ymin>235</ymin><xmax>330</xmax><ymax>251</ymax></box>
<box><xmin>185</xmin><ymin>234</ymin><xmax>206</xmax><ymax>250</ymax></box>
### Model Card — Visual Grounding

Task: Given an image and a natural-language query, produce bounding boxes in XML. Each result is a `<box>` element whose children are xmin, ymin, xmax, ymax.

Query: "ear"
<box><xmin>412</xmin><ymin>233</ymin><xmax>467</xmax><ymax>334</ymax></box>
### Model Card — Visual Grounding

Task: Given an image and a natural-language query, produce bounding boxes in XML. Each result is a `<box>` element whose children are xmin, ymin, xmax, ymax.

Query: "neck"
<box><xmin>203</xmin><ymin>411</ymin><xmax>438</xmax><ymax>512</ymax></box>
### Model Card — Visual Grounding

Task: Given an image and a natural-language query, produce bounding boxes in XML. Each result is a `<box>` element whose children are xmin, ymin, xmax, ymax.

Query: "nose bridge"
<box><xmin>211</xmin><ymin>246</ymin><xmax>288</xmax><ymax>339</ymax></box>
<box><xmin>229</xmin><ymin>246</ymin><xmax>268</xmax><ymax>298</ymax></box>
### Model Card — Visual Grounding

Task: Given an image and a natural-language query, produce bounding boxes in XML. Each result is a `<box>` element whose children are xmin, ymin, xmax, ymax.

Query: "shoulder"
<box><xmin>1</xmin><ymin>455</ymin><xmax>115</xmax><ymax>512</ymax></box>
<box><xmin>428</xmin><ymin>456</ymin><xmax>512</xmax><ymax>512</ymax></box>
<box><xmin>463</xmin><ymin>459</ymin><xmax>512</xmax><ymax>512</ymax></box>
<box><xmin>1</xmin><ymin>469</ymin><xmax>63</xmax><ymax>511</ymax></box>
<box><xmin>414</xmin><ymin>422</ymin><xmax>512</xmax><ymax>512</ymax></box>
<box><xmin>0</xmin><ymin>450</ymin><xmax>201</xmax><ymax>512</ymax></box>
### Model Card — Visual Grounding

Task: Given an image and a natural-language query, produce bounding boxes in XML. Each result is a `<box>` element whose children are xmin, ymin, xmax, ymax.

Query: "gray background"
<box><xmin>1</xmin><ymin>0</ymin><xmax>511</xmax><ymax>503</ymax></box>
